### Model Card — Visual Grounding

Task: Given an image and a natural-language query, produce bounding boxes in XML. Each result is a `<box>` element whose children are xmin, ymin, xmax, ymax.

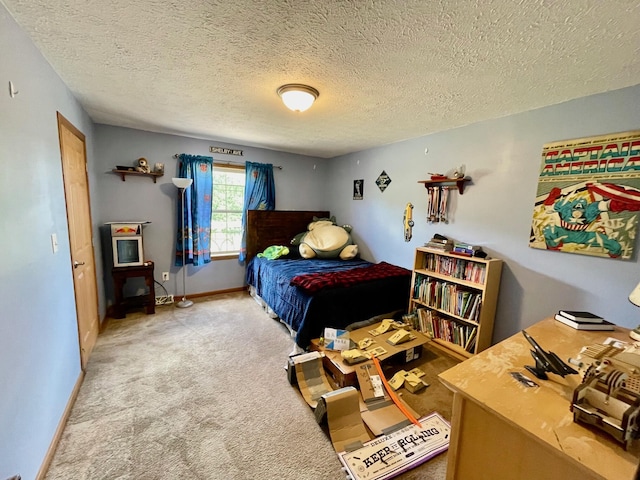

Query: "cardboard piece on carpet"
<box><xmin>360</xmin><ymin>398</ymin><xmax>413</xmax><ymax>436</ymax></box>
<box><xmin>293</xmin><ymin>351</ymin><xmax>333</xmax><ymax>409</ymax></box>
<box><xmin>338</xmin><ymin>412</ymin><xmax>451</xmax><ymax>480</ymax></box>
<box><xmin>319</xmin><ymin>387</ymin><xmax>372</xmax><ymax>452</ymax></box>
<box><xmin>355</xmin><ymin>362</ymin><xmax>420</xmax><ymax>436</ymax></box>
<box><xmin>388</xmin><ymin>369</ymin><xmax>429</xmax><ymax>393</ymax></box>
<box><xmin>349</xmin><ymin>322</ymin><xmax>429</xmax><ymax>364</ymax></box>
<box><xmin>355</xmin><ymin>362</ymin><xmax>385</xmax><ymax>402</ymax></box>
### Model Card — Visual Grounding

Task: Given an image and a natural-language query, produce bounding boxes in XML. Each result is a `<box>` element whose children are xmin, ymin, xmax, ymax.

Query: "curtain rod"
<box><xmin>173</xmin><ymin>154</ymin><xmax>282</xmax><ymax>170</ymax></box>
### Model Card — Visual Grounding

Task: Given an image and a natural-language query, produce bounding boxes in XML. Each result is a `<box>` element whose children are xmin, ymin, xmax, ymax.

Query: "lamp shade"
<box><xmin>277</xmin><ymin>84</ymin><xmax>319</xmax><ymax>112</ymax></box>
<box><xmin>630</xmin><ymin>281</ymin><xmax>640</xmax><ymax>307</ymax></box>
<box><xmin>172</xmin><ymin>177</ymin><xmax>193</xmax><ymax>189</ymax></box>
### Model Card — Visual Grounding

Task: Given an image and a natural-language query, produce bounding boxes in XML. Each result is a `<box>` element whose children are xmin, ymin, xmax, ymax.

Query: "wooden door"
<box><xmin>57</xmin><ymin>112</ymin><xmax>99</xmax><ymax>368</ymax></box>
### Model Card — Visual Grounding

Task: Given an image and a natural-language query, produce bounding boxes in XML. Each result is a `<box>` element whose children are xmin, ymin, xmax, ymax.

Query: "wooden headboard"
<box><xmin>246</xmin><ymin>210</ymin><xmax>330</xmax><ymax>263</ymax></box>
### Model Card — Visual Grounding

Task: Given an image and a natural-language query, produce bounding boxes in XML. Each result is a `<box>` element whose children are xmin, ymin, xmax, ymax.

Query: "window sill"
<box><xmin>210</xmin><ymin>253</ymin><xmax>239</xmax><ymax>261</ymax></box>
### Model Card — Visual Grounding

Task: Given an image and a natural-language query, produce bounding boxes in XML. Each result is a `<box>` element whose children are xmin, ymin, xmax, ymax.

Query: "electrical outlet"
<box><xmin>162</xmin><ymin>272</ymin><xmax>169</xmax><ymax>281</ymax></box>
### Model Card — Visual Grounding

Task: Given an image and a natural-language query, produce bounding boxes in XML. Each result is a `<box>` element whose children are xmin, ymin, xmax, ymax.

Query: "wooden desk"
<box><xmin>111</xmin><ymin>261</ymin><xmax>155</xmax><ymax>318</ymax></box>
<box><xmin>438</xmin><ymin>317</ymin><xmax>638</xmax><ymax>480</ymax></box>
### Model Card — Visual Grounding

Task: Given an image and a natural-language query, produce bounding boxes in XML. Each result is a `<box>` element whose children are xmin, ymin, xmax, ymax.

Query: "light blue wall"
<box><xmin>0</xmin><ymin>6</ymin><xmax>97</xmax><ymax>480</ymax></box>
<box><xmin>93</xmin><ymin>125</ymin><xmax>328</xmax><ymax>303</ymax></box>
<box><xmin>326</xmin><ymin>85</ymin><xmax>640</xmax><ymax>343</ymax></box>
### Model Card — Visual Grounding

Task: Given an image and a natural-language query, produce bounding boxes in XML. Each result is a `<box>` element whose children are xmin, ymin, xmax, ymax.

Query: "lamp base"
<box><xmin>176</xmin><ymin>298</ymin><xmax>193</xmax><ymax>308</ymax></box>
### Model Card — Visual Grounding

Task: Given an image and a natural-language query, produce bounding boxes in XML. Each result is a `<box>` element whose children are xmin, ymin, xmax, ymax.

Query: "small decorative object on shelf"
<box><xmin>135</xmin><ymin>157</ymin><xmax>151</xmax><ymax>173</ymax></box>
<box><xmin>452</xmin><ymin>164</ymin><xmax>466</xmax><ymax>179</ymax></box>
<box><xmin>408</xmin><ymin>246</ymin><xmax>503</xmax><ymax>360</ymax></box>
<box><xmin>112</xmin><ymin>157</ymin><xmax>163</xmax><ymax>182</ymax></box>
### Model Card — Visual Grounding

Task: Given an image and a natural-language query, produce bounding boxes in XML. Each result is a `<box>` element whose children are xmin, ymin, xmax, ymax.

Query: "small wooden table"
<box><xmin>438</xmin><ymin>317</ymin><xmax>638</xmax><ymax>480</ymax></box>
<box><xmin>111</xmin><ymin>261</ymin><xmax>155</xmax><ymax>318</ymax></box>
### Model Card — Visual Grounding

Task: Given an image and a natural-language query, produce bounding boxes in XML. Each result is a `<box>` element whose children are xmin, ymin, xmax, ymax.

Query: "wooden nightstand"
<box><xmin>111</xmin><ymin>261</ymin><xmax>155</xmax><ymax>318</ymax></box>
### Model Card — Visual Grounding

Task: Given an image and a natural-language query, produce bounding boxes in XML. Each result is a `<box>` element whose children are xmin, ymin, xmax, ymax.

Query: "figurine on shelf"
<box><xmin>135</xmin><ymin>157</ymin><xmax>151</xmax><ymax>173</ymax></box>
<box><xmin>452</xmin><ymin>164</ymin><xmax>466</xmax><ymax>179</ymax></box>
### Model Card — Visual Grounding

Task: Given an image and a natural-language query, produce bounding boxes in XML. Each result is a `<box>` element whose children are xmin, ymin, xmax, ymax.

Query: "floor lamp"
<box><xmin>172</xmin><ymin>177</ymin><xmax>194</xmax><ymax>308</ymax></box>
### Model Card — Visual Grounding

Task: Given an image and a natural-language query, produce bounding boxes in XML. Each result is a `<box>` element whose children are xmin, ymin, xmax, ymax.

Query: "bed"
<box><xmin>245</xmin><ymin>210</ymin><xmax>411</xmax><ymax>350</ymax></box>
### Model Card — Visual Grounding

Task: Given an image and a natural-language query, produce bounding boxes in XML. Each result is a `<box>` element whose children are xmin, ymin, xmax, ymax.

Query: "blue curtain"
<box><xmin>175</xmin><ymin>154</ymin><xmax>213</xmax><ymax>267</ymax></box>
<box><xmin>239</xmin><ymin>162</ymin><xmax>275</xmax><ymax>262</ymax></box>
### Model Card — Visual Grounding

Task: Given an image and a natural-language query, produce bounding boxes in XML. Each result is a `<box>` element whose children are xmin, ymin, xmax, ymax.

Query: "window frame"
<box><xmin>210</xmin><ymin>162</ymin><xmax>245</xmax><ymax>260</ymax></box>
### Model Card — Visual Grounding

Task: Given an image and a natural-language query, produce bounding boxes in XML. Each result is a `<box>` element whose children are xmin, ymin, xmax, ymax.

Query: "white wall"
<box><xmin>326</xmin><ymin>85</ymin><xmax>640</xmax><ymax>343</ymax></box>
<box><xmin>0</xmin><ymin>5</ymin><xmax>97</xmax><ymax>480</ymax></box>
<box><xmin>93</xmin><ymin>125</ymin><xmax>328</xmax><ymax>304</ymax></box>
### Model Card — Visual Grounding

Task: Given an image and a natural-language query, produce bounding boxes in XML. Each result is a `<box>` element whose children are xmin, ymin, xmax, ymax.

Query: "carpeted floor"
<box><xmin>45</xmin><ymin>291</ymin><xmax>459</xmax><ymax>479</ymax></box>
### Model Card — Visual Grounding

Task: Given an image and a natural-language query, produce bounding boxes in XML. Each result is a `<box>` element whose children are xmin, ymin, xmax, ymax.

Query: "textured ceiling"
<box><xmin>3</xmin><ymin>0</ymin><xmax>640</xmax><ymax>158</ymax></box>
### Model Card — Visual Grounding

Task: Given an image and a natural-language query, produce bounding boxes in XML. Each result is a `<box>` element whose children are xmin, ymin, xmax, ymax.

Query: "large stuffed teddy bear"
<box><xmin>291</xmin><ymin>217</ymin><xmax>359</xmax><ymax>260</ymax></box>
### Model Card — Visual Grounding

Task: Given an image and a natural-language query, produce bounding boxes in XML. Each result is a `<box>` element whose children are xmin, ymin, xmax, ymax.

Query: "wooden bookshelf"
<box><xmin>408</xmin><ymin>247</ymin><xmax>502</xmax><ymax>360</ymax></box>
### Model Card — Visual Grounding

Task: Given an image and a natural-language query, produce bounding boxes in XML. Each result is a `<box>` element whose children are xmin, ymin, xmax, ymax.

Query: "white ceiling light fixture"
<box><xmin>277</xmin><ymin>84</ymin><xmax>319</xmax><ymax>112</ymax></box>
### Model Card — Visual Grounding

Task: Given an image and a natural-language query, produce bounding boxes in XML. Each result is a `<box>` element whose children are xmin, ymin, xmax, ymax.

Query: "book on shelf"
<box><xmin>424</xmin><ymin>241</ymin><xmax>453</xmax><ymax>251</ymax></box>
<box><xmin>450</xmin><ymin>249</ymin><xmax>473</xmax><ymax>257</ymax></box>
<box><xmin>554</xmin><ymin>313</ymin><xmax>615</xmax><ymax>331</ymax></box>
<box><xmin>557</xmin><ymin>310</ymin><xmax>604</xmax><ymax>323</ymax></box>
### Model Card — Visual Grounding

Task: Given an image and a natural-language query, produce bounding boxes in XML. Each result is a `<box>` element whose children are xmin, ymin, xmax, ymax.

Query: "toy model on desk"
<box><xmin>522</xmin><ymin>330</ymin><xmax>578</xmax><ymax>380</ymax></box>
<box><xmin>571</xmin><ymin>342</ymin><xmax>640</xmax><ymax>450</ymax></box>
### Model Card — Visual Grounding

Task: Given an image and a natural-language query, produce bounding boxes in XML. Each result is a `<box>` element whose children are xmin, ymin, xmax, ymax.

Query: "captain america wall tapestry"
<box><xmin>529</xmin><ymin>130</ymin><xmax>640</xmax><ymax>260</ymax></box>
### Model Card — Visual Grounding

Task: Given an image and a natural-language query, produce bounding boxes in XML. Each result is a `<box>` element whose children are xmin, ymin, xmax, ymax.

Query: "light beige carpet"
<box><xmin>45</xmin><ymin>291</ymin><xmax>458</xmax><ymax>479</ymax></box>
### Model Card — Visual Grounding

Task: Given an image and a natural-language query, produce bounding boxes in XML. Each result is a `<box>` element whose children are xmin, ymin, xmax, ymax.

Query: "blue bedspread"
<box><xmin>246</xmin><ymin>257</ymin><xmax>410</xmax><ymax>348</ymax></box>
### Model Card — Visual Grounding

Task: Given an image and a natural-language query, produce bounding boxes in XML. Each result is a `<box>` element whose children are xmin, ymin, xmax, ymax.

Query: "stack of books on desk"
<box><xmin>554</xmin><ymin>310</ymin><xmax>615</xmax><ymax>331</ymax></box>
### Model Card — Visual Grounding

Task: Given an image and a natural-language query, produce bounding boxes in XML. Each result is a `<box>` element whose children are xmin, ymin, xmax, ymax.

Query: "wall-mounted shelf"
<box><xmin>112</xmin><ymin>169</ymin><xmax>163</xmax><ymax>183</ymax></box>
<box><xmin>418</xmin><ymin>176</ymin><xmax>472</xmax><ymax>194</ymax></box>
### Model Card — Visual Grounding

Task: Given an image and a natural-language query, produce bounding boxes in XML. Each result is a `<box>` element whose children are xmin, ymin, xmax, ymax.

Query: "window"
<box><xmin>211</xmin><ymin>164</ymin><xmax>245</xmax><ymax>257</ymax></box>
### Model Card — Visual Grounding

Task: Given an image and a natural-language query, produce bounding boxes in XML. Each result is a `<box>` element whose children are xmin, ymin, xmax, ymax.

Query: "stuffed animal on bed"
<box><xmin>291</xmin><ymin>217</ymin><xmax>359</xmax><ymax>260</ymax></box>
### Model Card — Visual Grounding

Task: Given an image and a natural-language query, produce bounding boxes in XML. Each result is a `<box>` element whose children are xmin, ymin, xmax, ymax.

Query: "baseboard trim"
<box><xmin>186</xmin><ymin>286</ymin><xmax>247</xmax><ymax>299</ymax></box>
<box><xmin>37</xmin><ymin>370</ymin><xmax>85</xmax><ymax>480</ymax></box>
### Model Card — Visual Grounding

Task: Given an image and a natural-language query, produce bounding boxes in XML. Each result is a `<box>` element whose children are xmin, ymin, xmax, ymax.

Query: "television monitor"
<box><xmin>112</xmin><ymin>236</ymin><xmax>144</xmax><ymax>267</ymax></box>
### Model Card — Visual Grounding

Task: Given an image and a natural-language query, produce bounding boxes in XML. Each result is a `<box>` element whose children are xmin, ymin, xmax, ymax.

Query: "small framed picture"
<box><xmin>154</xmin><ymin>163</ymin><xmax>164</xmax><ymax>174</ymax></box>
<box><xmin>353</xmin><ymin>179</ymin><xmax>364</xmax><ymax>200</ymax></box>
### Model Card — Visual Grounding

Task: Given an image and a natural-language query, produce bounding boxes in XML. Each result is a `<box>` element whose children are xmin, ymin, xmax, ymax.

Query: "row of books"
<box><xmin>413</xmin><ymin>275</ymin><xmax>482</xmax><ymax>322</ymax></box>
<box><xmin>422</xmin><ymin>253</ymin><xmax>487</xmax><ymax>284</ymax></box>
<box><xmin>417</xmin><ymin>309</ymin><xmax>477</xmax><ymax>352</ymax></box>
<box><xmin>554</xmin><ymin>310</ymin><xmax>615</xmax><ymax>331</ymax></box>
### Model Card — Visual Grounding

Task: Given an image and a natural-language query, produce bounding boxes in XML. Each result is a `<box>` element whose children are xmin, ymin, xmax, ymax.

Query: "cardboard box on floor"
<box><xmin>348</xmin><ymin>322</ymin><xmax>429</xmax><ymax>364</ymax></box>
<box><xmin>355</xmin><ymin>361</ymin><xmax>421</xmax><ymax>436</ymax></box>
<box><xmin>338</xmin><ymin>412</ymin><xmax>451</xmax><ymax>480</ymax></box>
<box><xmin>309</xmin><ymin>321</ymin><xmax>430</xmax><ymax>389</ymax></box>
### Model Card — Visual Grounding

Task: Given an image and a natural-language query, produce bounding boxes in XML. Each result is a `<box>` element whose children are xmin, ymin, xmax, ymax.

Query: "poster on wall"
<box><xmin>529</xmin><ymin>130</ymin><xmax>640</xmax><ymax>260</ymax></box>
<box><xmin>376</xmin><ymin>171</ymin><xmax>391</xmax><ymax>192</ymax></box>
<box><xmin>354</xmin><ymin>179</ymin><xmax>364</xmax><ymax>200</ymax></box>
